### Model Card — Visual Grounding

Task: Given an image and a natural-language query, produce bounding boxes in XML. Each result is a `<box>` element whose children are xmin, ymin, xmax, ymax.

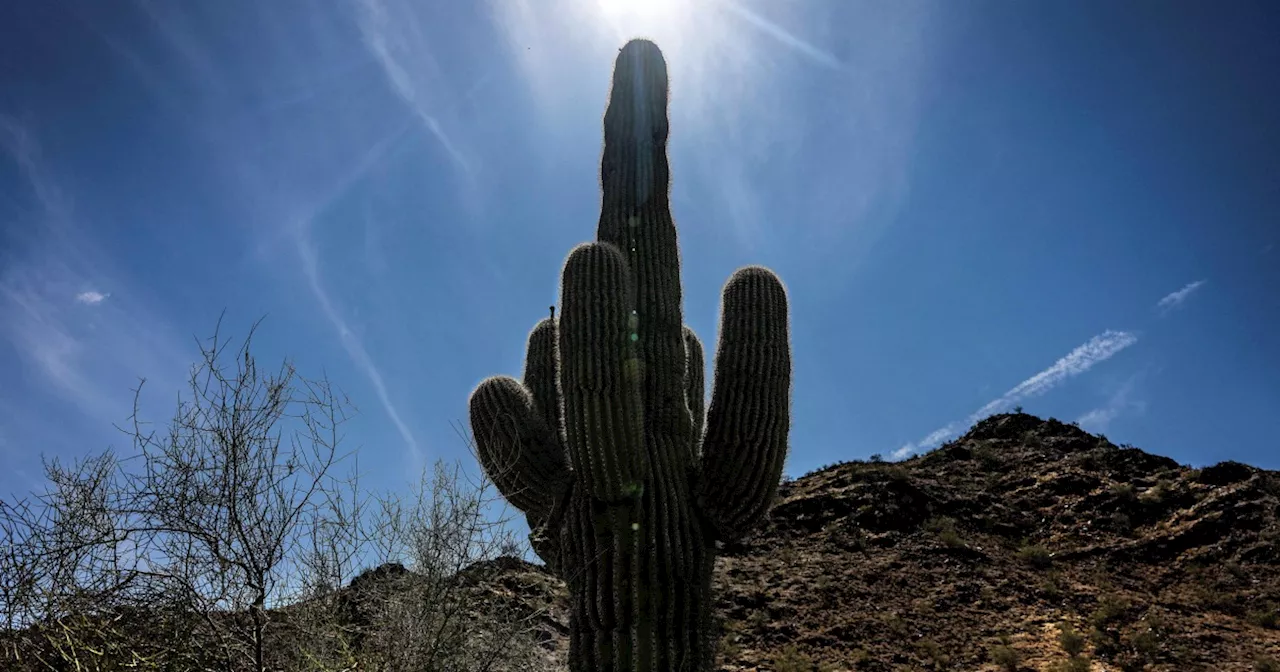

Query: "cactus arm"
<box><xmin>697</xmin><ymin>266</ymin><xmax>792</xmax><ymax>541</ymax></box>
<box><xmin>559</xmin><ymin>242</ymin><xmax>648</xmax><ymax>502</ymax></box>
<box><xmin>684</xmin><ymin>326</ymin><xmax>706</xmax><ymax>444</ymax></box>
<box><xmin>519</xmin><ymin>316</ymin><xmax>571</xmax><ymax>566</ymax></box>
<box><xmin>522</xmin><ymin>317</ymin><xmax>564</xmax><ymax>444</ymax></box>
<box><xmin>468</xmin><ymin>376</ymin><xmax>571</xmax><ymax>521</ymax></box>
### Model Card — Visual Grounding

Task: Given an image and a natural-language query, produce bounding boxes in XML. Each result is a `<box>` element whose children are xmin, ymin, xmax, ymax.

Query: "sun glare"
<box><xmin>576</xmin><ymin>0</ymin><xmax>740</xmax><ymax>131</ymax></box>
<box><xmin>595</xmin><ymin>0</ymin><xmax>686</xmax><ymax>24</ymax></box>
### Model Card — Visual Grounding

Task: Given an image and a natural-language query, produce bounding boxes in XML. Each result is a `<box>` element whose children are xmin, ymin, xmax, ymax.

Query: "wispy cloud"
<box><xmin>1155</xmin><ymin>279</ymin><xmax>1206</xmax><ymax>315</ymax></box>
<box><xmin>894</xmin><ymin>330</ymin><xmax>1139</xmax><ymax>458</ymax></box>
<box><xmin>1076</xmin><ymin>407</ymin><xmax>1116</xmax><ymax>432</ymax></box>
<box><xmin>355</xmin><ymin>0</ymin><xmax>473</xmax><ymax>177</ymax></box>
<box><xmin>1077</xmin><ymin>375</ymin><xmax>1146</xmax><ymax>433</ymax></box>
<box><xmin>0</xmin><ymin>116</ymin><xmax>188</xmax><ymax>433</ymax></box>
<box><xmin>134</xmin><ymin>8</ymin><xmax>430</xmax><ymax>466</ymax></box>
<box><xmin>717</xmin><ymin>0</ymin><xmax>841</xmax><ymax>69</ymax></box>
<box><xmin>904</xmin><ymin>423</ymin><xmax>965</xmax><ymax>456</ymax></box>
<box><xmin>75</xmin><ymin>290</ymin><xmax>109</xmax><ymax>305</ymax></box>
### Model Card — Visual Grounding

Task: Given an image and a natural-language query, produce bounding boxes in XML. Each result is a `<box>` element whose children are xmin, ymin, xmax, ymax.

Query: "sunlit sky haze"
<box><xmin>2</xmin><ymin>1</ymin><xmax>1277</xmax><ymax>505</ymax></box>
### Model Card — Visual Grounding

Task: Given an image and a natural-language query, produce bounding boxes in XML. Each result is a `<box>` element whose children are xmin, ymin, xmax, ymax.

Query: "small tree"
<box><xmin>123</xmin><ymin>318</ymin><xmax>363</xmax><ymax>671</ymax></box>
<box><xmin>351</xmin><ymin>454</ymin><xmax>551</xmax><ymax>671</ymax></box>
<box><xmin>0</xmin><ymin>450</ymin><xmax>168</xmax><ymax>669</ymax></box>
<box><xmin>1</xmin><ymin>318</ymin><xmax>361</xmax><ymax>672</ymax></box>
<box><xmin>2</xmin><ymin>318</ymin><xmax>551</xmax><ymax>671</ymax></box>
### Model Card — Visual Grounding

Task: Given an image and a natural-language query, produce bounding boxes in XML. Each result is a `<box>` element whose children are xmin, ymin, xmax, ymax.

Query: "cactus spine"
<box><xmin>469</xmin><ymin>39</ymin><xmax>791</xmax><ymax>672</ymax></box>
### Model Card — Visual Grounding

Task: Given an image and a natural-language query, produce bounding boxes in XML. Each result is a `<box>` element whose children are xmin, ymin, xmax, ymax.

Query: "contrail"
<box><xmin>295</xmin><ymin>232</ymin><xmax>422</xmax><ymax>462</ymax></box>
<box><xmin>717</xmin><ymin>0</ymin><xmax>841</xmax><ymax>69</ymax></box>
<box><xmin>894</xmin><ymin>330</ymin><xmax>1139</xmax><ymax>458</ymax></box>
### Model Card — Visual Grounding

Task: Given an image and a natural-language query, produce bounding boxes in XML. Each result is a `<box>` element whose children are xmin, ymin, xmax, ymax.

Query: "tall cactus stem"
<box><xmin>469</xmin><ymin>38</ymin><xmax>791</xmax><ymax>672</ymax></box>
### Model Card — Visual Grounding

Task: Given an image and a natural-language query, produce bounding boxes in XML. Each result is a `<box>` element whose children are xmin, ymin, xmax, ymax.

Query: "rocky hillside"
<box><xmin>473</xmin><ymin>413</ymin><xmax>1280</xmax><ymax>671</ymax></box>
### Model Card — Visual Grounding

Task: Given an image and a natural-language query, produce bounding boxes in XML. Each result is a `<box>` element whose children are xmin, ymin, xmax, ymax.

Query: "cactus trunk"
<box><xmin>469</xmin><ymin>39</ymin><xmax>791</xmax><ymax>672</ymax></box>
<box><xmin>560</xmin><ymin>484</ymin><xmax>715</xmax><ymax>671</ymax></box>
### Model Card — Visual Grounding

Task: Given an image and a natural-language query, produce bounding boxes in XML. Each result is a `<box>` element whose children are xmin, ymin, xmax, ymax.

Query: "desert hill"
<box><xmin>468</xmin><ymin>412</ymin><xmax>1280</xmax><ymax>671</ymax></box>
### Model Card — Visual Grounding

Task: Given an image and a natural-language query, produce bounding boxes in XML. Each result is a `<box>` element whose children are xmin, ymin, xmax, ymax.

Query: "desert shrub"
<box><xmin>882</xmin><ymin>613</ymin><xmax>910</xmax><ymax>637</ymax></box>
<box><xmin>938</xmin><ymin>528</ymin><xmax>964</xmax><ymax>549</ymax></box>
<box><xmin>1088</xmin><ymin>595</ymin><xmax>1132</xmax><ymax>658</ymax></box>
<box><xmin>849</xmin><ymin>527</ymin><xmax>870</xmax><ymax>553</ymax></box>
<box><xmin>773</xmin><ymin>644</ymin><xmax>836</xmax><ymax>672</ymax></box>
<box><xmin>1248</xmin><ymin>606</ymin><xmax>1279</xmax><ymax>630</ymax></box>
<box><xmin>925</xmin><ymin>516</ymin><xmax>965</xmax><ymax>549</ymax></box>
<box><xmin>1139</xmin><ymin>479</ymin><xmax>1173</xmax><ymax>505</ymax></box>
<box><xmin>718</xmin><ymin>637</ymin><xmax>742</xmax><ymax>663</ymax></box>
<box><xmin>1090</xmin><ymin>627</ymin><xmax>1121</xmax><ymax>657</ymax></box>
<box><xmin>914</xmin><ymin>639</ymin><xmax>950</xmax><ymax>669</ymax></box>
<box><xmin>883</xmin><ymin>465</ymin><xmax>910</xmax><ymax>483</ymax></box>
<box><xmin>772</xmin><ymin>644</ymin><xmax>807</xmax><ymax>672</ymax></box>
<box><xmin>912</xmin><ymin>597</ymin><xmax>937</xmax><ymax>616</ymax></box>
<box><xmin>348</xmin><ymin>462</ymin><xmax>549</xmax><ymax>672</ymax></box>
<box><xmin>991</xmin><ymin>635</ymin><xmax>1020</xmax><ymax>671</ymax></box>
<box><xmin>5</xmin><ymin>612</ymin><xmax>174</xmax><ymax>672</ymax></box>
<box><xmin>1059</xmin><ymin>622</ymin><xmax>1086</xmax><ymax>657</ymax></box>
<box><xmin>1016</xmin><ymin>542</ymin><xmax>1053</xmax><ymax>569</ymax></box>
<box><xmin>1111</xmin><ymin>482</ymin><xmax>1137</xmax><ymax>501</ymax></box>
<box><xmin>1116</xmin><ymin>651</ymin><xmax>1149</xmax><ymax>672</ymax></box>
<box><xmin>1040</xmin><ymin>570</ymin><xmax>1066</xmax><ymax>600</ymax></box>
<box><xmin>1129</xmin><ymin>624</ymin><xmax>1161</xmax><ymax>660</ymax></box>
<box><xmin>1052</xmin><ymin>656</ymin><xmax>1091</xmax><ymax>672</ymax></box>
<box><xmin>973</xmin><ymin>444</ymin><xmax>1003</xmax><ymax>470</ymax></box>
<box><xmin>1090</xmin><ymin>595</ymin><xmax>1130</xmax><ymax>628</ymax></box>
<box><xmin>1257</xmin><ymin>655</ymin><xmax>1280</xmax><ymax>672</ymax></box>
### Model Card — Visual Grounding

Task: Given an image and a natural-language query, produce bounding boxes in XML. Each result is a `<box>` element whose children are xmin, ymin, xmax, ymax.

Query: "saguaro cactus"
<box><xmin>469</xmin><ymin>39</ymin><xmax>791</xmax><ymax>672</ymax></box>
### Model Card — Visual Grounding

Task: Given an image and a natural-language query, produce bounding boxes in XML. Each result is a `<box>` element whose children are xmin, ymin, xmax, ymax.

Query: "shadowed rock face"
<box><xmin>468</xmin><ymin>38</ymin><xmax>791</xmax><ymax>672</ymax></box>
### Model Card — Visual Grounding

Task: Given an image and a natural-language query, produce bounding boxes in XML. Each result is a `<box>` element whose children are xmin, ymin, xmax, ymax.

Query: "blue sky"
<box><xmin>2</xmin><ymin>0</ymin><xmax>1278</xmax><ymax>506</ymax></box>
